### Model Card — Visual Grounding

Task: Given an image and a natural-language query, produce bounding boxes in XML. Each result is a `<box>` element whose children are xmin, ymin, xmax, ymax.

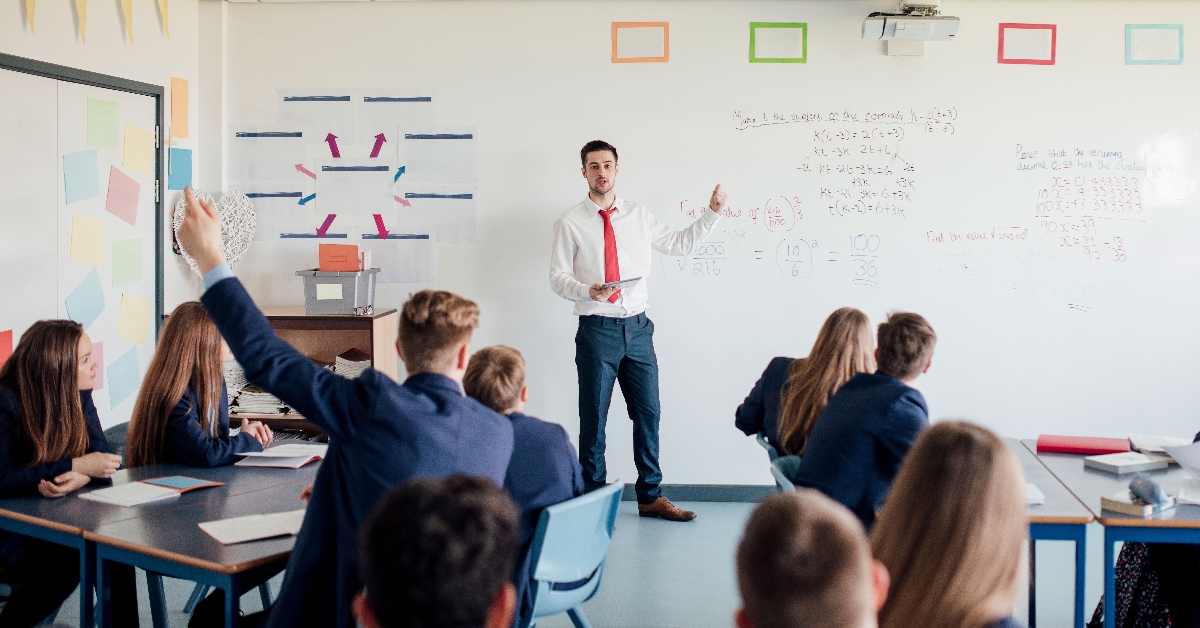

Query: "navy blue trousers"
<box><xmin>575</xmin><ymin>313</ymin><xmax>662</xmax><ymax>504</ymax></box>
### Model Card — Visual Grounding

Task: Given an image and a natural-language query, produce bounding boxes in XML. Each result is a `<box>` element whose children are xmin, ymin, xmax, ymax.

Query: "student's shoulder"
<box><xmin>766</xmin><ymin>356</ymin><xmax>794</xmax><ymax>373</ymax></box>
<box><xmin>511</xmin><ymin>412</ymin><xmax>571</xmax><ymax>442</ymax></box>
<box><xmin>0</xmin><ymin>386</ymin><xmax>17</xmax><ymax>418</ymax></box>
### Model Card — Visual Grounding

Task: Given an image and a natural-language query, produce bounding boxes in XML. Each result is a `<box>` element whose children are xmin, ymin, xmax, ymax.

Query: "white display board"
<box><xmin>225</xmin><ymin>0</ymin><xmax>1200</xmax><ymax>484</ymax></box>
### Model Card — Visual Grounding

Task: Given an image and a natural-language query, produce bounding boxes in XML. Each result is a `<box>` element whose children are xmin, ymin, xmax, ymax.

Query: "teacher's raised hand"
<box><xmin>177</xmin><ymin>186</ymin><xmax>227</xmax><ymax>275</ymax></box>
<box><xmin>709</xmin><ymin>184</ymin><xmax>727</xmax><ymax>212</ymax></box>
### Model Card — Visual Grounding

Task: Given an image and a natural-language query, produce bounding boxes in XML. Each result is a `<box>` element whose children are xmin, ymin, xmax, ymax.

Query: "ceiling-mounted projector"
<box><xmin>862</xmin><ymin>1</ymin><xmax>959</xmax><ymax>41</ymax></box>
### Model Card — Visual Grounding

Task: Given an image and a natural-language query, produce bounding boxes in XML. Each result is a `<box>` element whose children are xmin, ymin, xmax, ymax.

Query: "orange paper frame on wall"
<box><xmin>611</xmin><ymin>22</ymin><xmax>670</xmax><ymax>63</ymax></box>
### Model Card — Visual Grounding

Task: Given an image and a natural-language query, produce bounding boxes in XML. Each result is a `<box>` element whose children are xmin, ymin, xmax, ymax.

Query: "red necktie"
<box><xmin>598</xmin><ymin>208</ymin><xmax>620</xmax><ymax>303</ymax></box>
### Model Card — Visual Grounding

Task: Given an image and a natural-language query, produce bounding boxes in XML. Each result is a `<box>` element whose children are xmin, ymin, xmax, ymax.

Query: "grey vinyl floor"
<box><xmin>51</xmin><ymin>501</ymin><xmax>1106</xmax><ymax>628</ymax></box>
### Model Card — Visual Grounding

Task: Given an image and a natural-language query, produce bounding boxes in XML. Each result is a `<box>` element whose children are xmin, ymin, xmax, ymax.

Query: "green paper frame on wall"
<box><xmin>749</xmin><ymin>22</ymin><xmax>807</xmax><ymax>63</ymax></box>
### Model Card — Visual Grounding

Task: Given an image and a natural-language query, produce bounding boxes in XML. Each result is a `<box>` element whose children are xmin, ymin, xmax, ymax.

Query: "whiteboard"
<box><xmin>0</xmin><ymin>58</ymin><xmax>162</xmax><ymax>429</ymax></box>
<box><xmin>225</xmin><ymin>0</ymin><xmax>1200</xmax><ymax>485</ymax></box>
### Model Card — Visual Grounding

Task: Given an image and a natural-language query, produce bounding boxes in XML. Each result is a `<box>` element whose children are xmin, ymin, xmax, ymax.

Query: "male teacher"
<box><xmin>549</xmin><ymin>140</ymin><xmax>726</xmax><ymax>522</ymax></box>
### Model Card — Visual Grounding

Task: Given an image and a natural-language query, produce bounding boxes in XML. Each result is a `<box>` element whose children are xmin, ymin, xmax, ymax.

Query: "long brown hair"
<box><xmin>0</xmin><ymin>320</ymin><xmax>90</xmax><ymax>466</ymax></box>
<box><xmin>127</xmin><ymin>302</ymin><xmax>224</xmax><ymax>467</ymax></box>
<box><xmin>871</xmin><ymin>422</ymin><xmax>1027</xmax><ymax>628</ymax></box>
<box><xmin>777</xmin><ymin>308</ymin><xmax>874</xmax><ymax>455</ymax></box>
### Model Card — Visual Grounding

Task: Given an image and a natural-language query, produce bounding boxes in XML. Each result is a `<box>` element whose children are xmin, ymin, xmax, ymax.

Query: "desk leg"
<box><xmin>80</xmin><ymin>540</ymin><xmax>95</xmax><ymax>628</ymax></box>
<box><xmin>1028</xmin><ymin>540</ymin><xmax>1037</xmax><ymax>627</ymax></box>
<box><xmin>1104</xmin><ymin>529</ymin><xmax>1116</xmax><ymax>628</ymax></box>
<box><xmin>97</xmin><ymin>556</ymin><xmax>112</xmax><ymax>628</ymax></box>
<box><xmin>224</xmin><ymin>573</ymin><xmax>241</xmax><ymax>628</ymax></box>
<box><xmin>1074</xmin><ymin>527</ymin><xmax>1087</xmax><ymax>628</ymax></box>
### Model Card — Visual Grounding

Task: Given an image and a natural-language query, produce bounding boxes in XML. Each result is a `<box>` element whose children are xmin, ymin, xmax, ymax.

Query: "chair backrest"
<box><xmin>103</xmin><ymin>421</ymin><xmax>129</xmax><ymax>463</ymax></box>
<box><xmin>771</xmin><ymin>455</ymin><xmax>802</xmax><ymax>492</ymax></box>
<box><xmin>524</xmin><ymin>481</ymin><xmax>623</xmax><ymax>626</ymax></box>
<box><xmin>756</xmin><ymin>431</ymin><xmax>780</xmax><ymax>462</ymax></box>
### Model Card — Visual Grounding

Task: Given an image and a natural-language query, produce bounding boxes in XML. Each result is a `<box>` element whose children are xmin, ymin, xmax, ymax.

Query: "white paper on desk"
<box><xmin>1130</xmin><ymin>434</ymin><xmax>1193</xmax><ymax>455</ymax></box>
<box><xmin>398</xmin><ymin>126</ymin><xmax>477</xmax><ymax>183</ymax></box>
<box><xmin>1026</xmin><ymin>483</ymin><xmax>1045</xmax><ymax>506</ymax></box>
<box><xmin>396</xmin><ymin>185</ymin><xmax>477</xmax><ymax>243</ymax></box>
<box><xmin>199</xmin><ymin>509</ymin><xmax>307</xmax><ymax>545</ymax></box>
<box><xmin>229</xmin><ymin>125</ymin><xmax>310</xmax><ymax>183</ymax></box>
<box><xmin>80</xmin><ymin>482</ymin><xmax>180</xmax><ymax>507</ymax></box>
<box><xmin>241</xmin><ymin>444</ymin><xmax>328</xmax><ymax>458</ymax></box>
<box><xmin>1178</xmin><ymin>479</ymin><xmax>1200</xmax><ymax>506</ymax></box>
<box><xmin>1163</xmin><ymin>442</ymin><xmax>1200</xmax><ymax>477</ymax></box>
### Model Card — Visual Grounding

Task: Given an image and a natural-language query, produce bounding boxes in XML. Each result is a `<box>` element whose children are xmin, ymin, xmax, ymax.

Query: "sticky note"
<box><xmin>122</xmin><ymin>123</ymin><xmax>155</xmax><ymax>177</ymax></box>
<box><xmin>70</xmin><ymin>212</ymin><xmax>107</xmax><ymax>267</ymax></box>
<box><xmin>750</xmin><ymin>23</ymin><xmax>807</xmax><ymax>63</ymax></box>
<box><xmin>117</xmin><ymin>293</ymin><xmax>151</xmax><ymax>344</ymax></box>
<box><xmin>612</xmin><ymin>22</ymin><xmax>670</xmax><ymax>63</ymax></box>
<box><xmin>171</xmin><ymin>78</ymin><xmax>188</xmax><ymax>137</ymax></box>
<box><xmin>998</xmin><ymin>23</ymin><xmax>1056</xmax><ymax>65</ymax></box>
<box><xmin>87</xmin><ymin>99</ymin><xmax>120</xmax><ymax>148</ymax></box>
<box><xmin>105</xmin><ymin>166</ymin><xmax>140</xmax><ymax>226</ymax></box>
<box><xmin>107</xmin><ymin>347</ymin><xmax>139</xmax><ymax>409</ymax></box>
<box><xmin>65</xmin><ymin>269</ymin><xmax>105</xmax><ymax>329</ymax></box>
<box><xmin>111</xmin><ymin>238</ymin><xmax>142</xmax><ymax>287</ymax></box>
<box><xmin>0</xmin><ymin>330</ymin><xmax>12</xmax><ymax>369</ymax></box>
<box><xmin>1126</xmin><ymin>24</ymin><xmax>1184</xmax><ymax>65</ymax></box>
<box><xmin>92</xmin><ymin>341</ymin><xmax>104</xmax><ymax>390</ymax></box>
<box><xmin>168</xmin><ymin>148</ymin><xmax>192</xmax><ymax>190</ymax></box>
<box><xmin>63</xmin><ymin>149</ymin><xmax>100</xmax><ymax>204</ymax></box>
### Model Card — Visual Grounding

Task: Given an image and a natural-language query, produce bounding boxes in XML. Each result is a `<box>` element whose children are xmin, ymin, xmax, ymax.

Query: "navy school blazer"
<box><xmin>0</xmin><ymin>387</ymin><xmax>112</xmax><ymax>498</ymax></box>
<box><xmin>503</xmin><ymin>411</ymin><xmax>585</xmax><ymax>628</ymax></box>
<box><xmin>200</xmin><ymin>277</ymin><xmax>514</xmax><ymax>628</ymax></box>
<box><xmin>792</xmin><ymin>372</ymin><xmax>928</xmax><ymax>530</ymax></box>
<box><xmin>163</xmin><ymin>384</ymin><xmax>262</xmax><ymax>467</ymax></box>
<box><xmin>734</xmin><ymin>357</ymin><xmax>794</xmax><ymax>451</ymax></box>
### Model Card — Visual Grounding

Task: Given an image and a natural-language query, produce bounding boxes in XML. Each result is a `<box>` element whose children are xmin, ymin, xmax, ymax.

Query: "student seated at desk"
<box><xmin>871</xmin><ymin>422</ymin><xmax>1027</xmax><ymax>628</ymax></box>
<box><xmin>0</xmin><ymin>321</ymin><xmax>136</xmax><ymax>627</ymax></box>
<box><xmin>126</xmin><ymin>301</ymin><xmax>273</xmax><ymax>468</ymax></box>
<box><xmin>735</xmin><ymin>489</ymin><xmax>890</xmax><ymax>628</ymax></box>
<box><xmin>353</xmin><ymin>476</ymin><xmax>519</xmax><ymax>628</ymax></box>
<box><xmin>176</xmin><ymin>187</ymin><xmax>514</xmax><ymax>628</ymax></box>
<box><xmin>735</xmin><ymin>307</ymin><xmax>874</xmax><ymax>455</ymax></box>
<box><xmin>791</xmin><ymin>311</ymin><xmax>935</xmax><ymax>529</ymax></box>
<box><xmin>462</xmin><ymin>346</ymin><xmax>584</xmax><ymax>628</ymax></box>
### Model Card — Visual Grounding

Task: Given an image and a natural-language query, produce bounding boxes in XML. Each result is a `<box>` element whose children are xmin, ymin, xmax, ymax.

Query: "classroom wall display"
<box><xmin>749</xmin><ymin>22</ymin><xmax>807</xmax><ymax>63</ymax></box>
<box><xmin>998</xmin><ymin>23</ymin><xmax>1057</xmax><ymax>65</ymax></box>
<box><xmin>227</xmin><ymin>1</ymin><xmax>1200</xmax><ymax>486</ymax></box>
<box><xmin>612</xmin><ymin>22</ymin><xmax>670</xmax><ymax>63</ymax></box>
<box><xmin>1126</xmin><ymin>24</ymin><xmax>1184</xmax><ymax>65</ymax></box>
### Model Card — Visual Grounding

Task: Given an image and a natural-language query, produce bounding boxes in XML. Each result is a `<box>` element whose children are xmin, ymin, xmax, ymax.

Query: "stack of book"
<box><xmin>231</xmin><ymin>384</ymin><xmax>288</xmax><ymax>415</ymax></box>
<box><xmin>335</xmin><ymin>348</ymin><xmax>372</xmax><ymax>379</ymax></box>
<box><xmin>222</xmin><ymin>361</ymin><xmax>248</xmax><ymax>405</ymax></box>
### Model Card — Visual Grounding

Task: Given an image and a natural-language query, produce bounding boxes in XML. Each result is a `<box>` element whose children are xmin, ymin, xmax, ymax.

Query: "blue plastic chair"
<box><xmin>521</xmin><ymin>481</ymin><xmax>623</xmax><ymax>628</ymax></box>
<box><xmin>755</xmin><ymin>431</ymin><xmax>780</xmax><ymax>462</ymax></box>
<box><xmin>771</xmin><ymin>456</ymin><xmax>801</xmax><ymax>492</ymax></box>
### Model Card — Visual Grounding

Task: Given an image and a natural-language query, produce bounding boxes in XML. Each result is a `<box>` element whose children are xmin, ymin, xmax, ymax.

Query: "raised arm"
<box><xmin>647</xmin><ymin>184</ymin><xmax>726</xmax><ymax>256</ymax></box>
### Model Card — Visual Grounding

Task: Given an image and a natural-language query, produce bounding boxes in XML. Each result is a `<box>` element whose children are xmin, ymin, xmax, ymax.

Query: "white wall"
<box><xmin>1</xmin><ymin>0</ymin><xmax>204</xmax><ymax>310</ymax></box>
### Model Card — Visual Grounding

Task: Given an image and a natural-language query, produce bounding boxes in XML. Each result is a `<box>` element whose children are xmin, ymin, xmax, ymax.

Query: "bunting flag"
<box><xmin>120</xmin><ymin>0</ymin><xmax>133</xmax><ymax>43</ymax></box>
<box><xmin>157</xmin><ymin>0</ymin><xmax>168</xmax><ymax>37</ymax></box>
<box><xmin>25</xmin><ymin>0</ymin><xmax>35</xmax><ymax>33</ymax></box>
<box><xmin>75</xmin><ymin>0</ymin><xmax>88</xmax><ymax>41</ymax></box>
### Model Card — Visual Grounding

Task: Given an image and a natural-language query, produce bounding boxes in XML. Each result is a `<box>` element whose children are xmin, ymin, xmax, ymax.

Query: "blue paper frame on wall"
<box><xmin>1125</xmin><ymin>24</ymin><xmax>1184</xmax><ymax>65</ymax></box>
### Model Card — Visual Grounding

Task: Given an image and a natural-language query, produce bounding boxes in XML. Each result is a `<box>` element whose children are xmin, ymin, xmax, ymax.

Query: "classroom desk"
<box><xmin>1022</xmin><ymin>439</ymin><xmax>1200</xmax><ymax>628</ymax></box>
<box><xmin>0</xmin><ymin>462</ymin><xmax>317</xmax><ymax>628</ymax></box>
<box><xmin>89</xmin><ymin>481</ymin><xmax>312</xmax><ymax>628</ymax></box>
<box><xmin>1010</xmin><ymin>439</ymin><xmax>1093</xmax><ymax>628</ymax></box>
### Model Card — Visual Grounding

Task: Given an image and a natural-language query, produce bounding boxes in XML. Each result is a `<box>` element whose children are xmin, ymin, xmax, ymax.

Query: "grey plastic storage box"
<box><xmin>296</xmin><ymin>268</ymin><xmax>380</xmax><ymax>316</ymax></box>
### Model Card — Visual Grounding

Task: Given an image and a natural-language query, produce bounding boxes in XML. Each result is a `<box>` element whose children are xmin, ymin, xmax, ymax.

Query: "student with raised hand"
<box><xmin>0</xmin><ymin>320</ymin><xmax>135</xmax><ymax>626</ymax></box>
<box><xmin>871</xmin><ymin>421</ymin><xmax>1027</xmax><ymax>628</ymax></box>
<box><xmin>126</xmin><ymin>301</ymin><xmax>272</xmax><ymax>468</ymax></box>
<box><xmin>462</xmin><ymin>346</ymin><xmax>584</xmax><ymax>628</ymax></box>
<box><xmin>735</xmin><ymin>489</ymin><xmax>890</xmax><ymax>628</ymax></box>
<box><xmin>353</xmin><ymin>476</ymin><xmax>519</xmax><ymax>628</ymax></box>
<box><xmin>735</xmin><ymin>307</ymin><xmax>874</xmax><ymax>455</ymax></box>
<box><xmin>175</xmin><ymin>186</ymin><xmax>514</xmax><ymax>628</ymax></box>
<box><xmin>792</xmin><ymin>311</ymin><xmax>935</xmax><ymax>529</ymax></box>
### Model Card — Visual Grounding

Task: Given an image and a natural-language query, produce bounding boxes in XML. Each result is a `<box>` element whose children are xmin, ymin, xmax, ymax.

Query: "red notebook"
<box><xmin>1036</xmin><ymin>435</ymin><xmax>1130</xmax><ymax>455</ymax></box>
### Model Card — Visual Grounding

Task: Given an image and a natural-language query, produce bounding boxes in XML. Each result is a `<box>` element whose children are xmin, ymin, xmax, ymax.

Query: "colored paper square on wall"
<box><xmin>111</xmin><ymin>238</ymin><xmax>142</xmax><ymax>287</ymax></box>
<box><xmin>86</xmin><ymin>99</ymin><xmax>120</xmax><ymax>148</ymax></box>
<box><xmin>0</xmin><ymin>330</ymin><xmax>11</xmax><ymax>369</ymax></box>
<box><xmin>168</xmin><ymin>148</ymin><xmax>193</xmax><ymax>190</ymax></box>
<box><xmin>92</xmin><ymin>341</ymin><xmax>104</xmax><ymax>390</ymax></box>
<box><xmin>171</xmin><ymin>77</ymin><xmax>189</xmax><ymax>138</ymax></box>
<box><xmin>117</xmin><ymin>293</ymin><xmax>151</xmax><ymax>344</ymax></box>
<box><xmin>105</xmin><ymin>166</ymin><xmax>140</xmax><ymax>226</ymax></box>
<box><xmin>1126</xmin><ymin>24</ymin><xmax>1183</xmax><ymax>65</ymax></box>
<box><xmin>612</xmin><ymin>22</ymin><xmax>669</xmax><ymax>63</ymax></box>
<box><xmin>63</xmin><ymin>149</ymin><xmax>100</xmax><ymax>204</ymax></box>
<box><xmin>998</xmin><ymin>23</ymin><xmax>1056</xmax><ymax>65</ymax></box>
<box><xmin>107</xmin><ymin>347</ymin><xmax>139</xmax><ymax>409</ymax></box>
<box><xmin>122</xmin><ymin>123</ymin><xmax>155</xmax><ymax>177</ymax></box>
<box><xmin>65</xmin><ymin>269</ymin><xmax>105</xmax><ymax>329</ymax></box>
<box><xmin>70</xmin><ymin>212</ymin><xmax>107</xmax><ymax>267</ymax></box>
<box><xmin>750</xmin><ymin>23</ymin><xmax>807</xmax><ymax>63</ymax></box>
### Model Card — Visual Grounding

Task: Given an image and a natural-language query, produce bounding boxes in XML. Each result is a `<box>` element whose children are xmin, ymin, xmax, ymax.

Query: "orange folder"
<box><xmin>319</xmin><ymin>244</ymin><xmax>360</xmax><ymax>272</ymax></box>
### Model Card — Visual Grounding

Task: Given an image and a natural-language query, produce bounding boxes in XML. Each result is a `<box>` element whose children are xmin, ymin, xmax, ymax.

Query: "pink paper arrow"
<box><xmin>393</xmin><ymin>195</ymin><xmax>411</xmax><ymax>207</ymax></box>
<box><xmin>373</xmin><ymin>214</ymin><xmax>390</xmax><ymax>239</ymax></box>
<box><xmin>316</xmin><ymin>214</ymin><xmax>336</xmax><ymax>237</ymax></box>
<box><xmin>369</xmin><ymin>133</ymin><xmax>387</xmax><ymax>158</ymax></box>
<box><xmin>295</xmin><ymin>164</ymin><xmax>316</xmax><ymax>179</ymax></box>
<box><xmin>325</xmin><ymin>133</ymin><xmax>341</xmax><ymax>158</ymax></box>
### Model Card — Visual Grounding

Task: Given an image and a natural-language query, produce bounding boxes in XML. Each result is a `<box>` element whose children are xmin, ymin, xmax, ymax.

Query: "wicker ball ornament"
<box><xmin>172</xmin><ymin>190</ymin><xmax>257</xmax><ymax>276</ymax></box>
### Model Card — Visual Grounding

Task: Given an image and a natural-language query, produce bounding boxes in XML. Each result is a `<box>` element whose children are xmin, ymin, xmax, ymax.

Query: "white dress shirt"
<box><xmin>550</xmin><ymin>195</ymin><xmax>721</xmax><ymax>317</ymax></box>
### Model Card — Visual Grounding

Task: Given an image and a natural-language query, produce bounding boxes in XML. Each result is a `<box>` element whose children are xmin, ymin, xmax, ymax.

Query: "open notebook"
<box><xmin>80</xmin><ymin>476</ymin><xmax>224</xmax><ymax>507</ymax></box>
<box><xmin>199</xmin><ymin>509</ymin><xmax>307</xmax><ymax>545</ymax></box>
<box><xmin>235</xmin><ymin>443</ymin><xmax>328</xmax><ymax>469</ymax></box>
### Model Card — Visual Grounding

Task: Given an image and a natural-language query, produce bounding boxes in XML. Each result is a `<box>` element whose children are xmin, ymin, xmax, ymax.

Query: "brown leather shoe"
<box><xmin>637</xmin><ymin>497</ymin><xmax>697</xmax><ymax>521</ymax></box>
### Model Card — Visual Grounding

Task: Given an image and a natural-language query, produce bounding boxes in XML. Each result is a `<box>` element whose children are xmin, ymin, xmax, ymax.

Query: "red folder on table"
<box><xmin>1036</xmin><ymin>434</ymin><xmax>1130</xmax><ymax>455</ymax></box>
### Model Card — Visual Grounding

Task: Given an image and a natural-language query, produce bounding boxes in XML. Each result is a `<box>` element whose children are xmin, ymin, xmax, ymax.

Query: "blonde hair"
<box><xmin>463</xmin><ymin>346</ymin><xmax>525</xmax><ymax>413</ymax></box>
<box><xmin>399</xmin><ymin>291</ymin><xmax>480</xmax><ymax>374</ymax></box>
<box><xmin>871</xmin><ymin>421</ymin><xmax>1027</xmax><ymax>628</ymax></box>
<box><xmin>777</xmin><ymin>308</ymin><xmax>875</xmax><ymax>456</ymax></box>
